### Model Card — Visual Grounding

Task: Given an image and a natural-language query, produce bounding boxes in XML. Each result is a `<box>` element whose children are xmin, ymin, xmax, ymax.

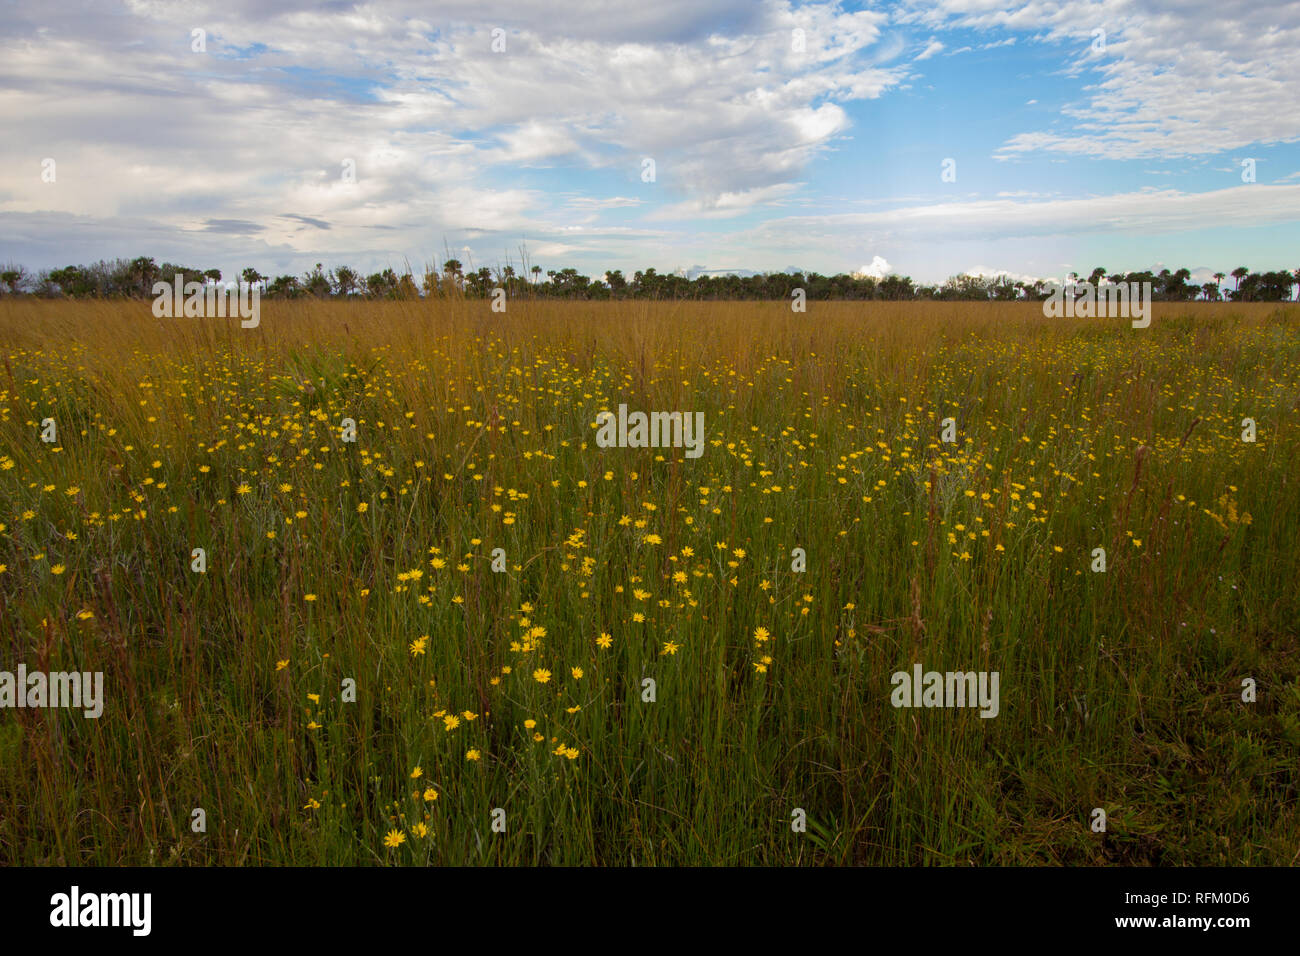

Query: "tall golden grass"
<box><xmin>0</xmin><ymin>297</ymin><xmax>1296</xmax><ymax>864</ymax></box>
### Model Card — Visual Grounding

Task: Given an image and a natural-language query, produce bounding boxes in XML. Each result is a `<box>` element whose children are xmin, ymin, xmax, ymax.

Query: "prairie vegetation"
<box><xmin>0</xmin><ymin>298</ymin><xmax>1297</xmax><ymax>864</ymax></box>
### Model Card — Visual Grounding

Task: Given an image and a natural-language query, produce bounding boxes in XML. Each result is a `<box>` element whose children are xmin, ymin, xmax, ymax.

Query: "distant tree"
<box><xmin>267</xmin><ymin>274</ymin><xmax>302</xmax><ymax>298</ymax></box>
<box><xmin>241</xmin><ymin>268</ymin><xmax>266</xmax><ymax>291</ymax></box>
<box><xmin>365</xmin><ymin>268</ymin><xmax>399</xmax><ymax>298</ymax></box>
<box><xmin>7</xmin><ymin>254</ymin><xmax>1287</xmax><ymax>304</ymax></box>
<box><xmin>442</xmin><ymin>259</ymin><xmax>464</xmax><ymax>292</ymax></box>
<box><xmin>878</xmin><ymin>274</ymin><xmax>914</xmax><ymax>300</ymax></box>
<box><xmin>494</xmin><ymin>264</ymin><xmax>516</xmax><ymax>297</ymax></box>
<box><xmin>0</xmin><ymin>266</ymin><xmax>27</xmax><ymax>295</ymax></box>
<box><xmin>394</xmin><ymin>272</ymin><xmax>420</xmax><ymax>300</ymax></box>
<box><xmin>546</xmin><ymin>267</ymin><xmax>590</xmax><ymax>298</ymax></box>
<box><xmin>632</xmin><ymin>267</ymin><xmax>660</xmax><ymax>298</ymax></box>
<box><xmin>939</xmin><ymin>273</ymin><xmax>997</xmax><ymax>300</ymax></box>
<box><xmin>1124</xmin><ymin>270</ymin><xmax>1156</xmax><ymax>293</ymax></box>
<box><xmin>468</xmin><ymin>266</ymin><xmax>493</xmax><ymax>296</ymax></box>
<box><xmin>32</xmin><ymin>269</ymin><xmax>59</xmax><ymax>297</ymax></box>
<box><xmin>332</xmin><ymin>265</ymin><xmax>359</xmax><ymax>297</ymax></box>
<box><xmin>1159</xmin><ymin>267</ymin><xmax>1193</xmax><ymax>300</ymax></box>
<box><xmin>990</xmin><ymin>275</ymin><xmax>1020</xmax><ymax>300</ymax></box>
<box><xmin>605</xmin><ymin>269</ymin><xmax>627</xmax><ymax>298</ymax></box>
<box><xmin>421</xmin><ymin>264</ymin><xmax>442</xmax><ymax>297</ymax></box>
<box><xmin>47</xmin><ymin>265</ymin><xmax>96</xmax><ymax>298</ymax></box>
<box><xmin>1243</xmin><ymin>270</ymin><xmax>1296</xmax><ymax>301</ymax></box>
<box><xmin>303</xmin><ymin>262</ymin><xmax>331</xmax><ymax>298</ymax></box>
<box><xmin>115</xmin><ymin>256</ymin><xmax>158</xmax><ymax>297</ymax></box>
<box><xmin>156</xmin><ymin>262</ymin><xmax>205</xmax><ymax>291</ymax></box>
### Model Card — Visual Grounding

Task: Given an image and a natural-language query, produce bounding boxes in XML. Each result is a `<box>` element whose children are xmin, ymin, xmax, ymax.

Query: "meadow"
<box><xmin>0</xmin><ymin>297</ymin><xmax>1297</xmax><ymax>865</ymax></box>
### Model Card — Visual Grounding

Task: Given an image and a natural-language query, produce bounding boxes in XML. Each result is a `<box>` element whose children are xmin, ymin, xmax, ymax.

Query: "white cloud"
<box><xmin>645</xmin><ymin>183</ymin><xmax>801</xmax><ymax>220</ymax></box>
<box><xmin>0</xmin><ymin>0</ymin><xmax>906</xmax><ymax>273</ymax></box>
<box><xmin>768</xmin><ymin>185</ymin><xmax>1300</xmax><ymax>240</ymax></box>
<box><xmin>3</xmin><ymin>0</ymin><xmax>1297</xmax><ymax>283</ymax></box>
<box><xmin>899</xmin><ymin>0</ymin><xmax>1300</xmax><ymax>160</ymax></box>
<box><xmin>854</xmin><ymin>255</ymin><xmax>893</xmax><ymax>278</ymax></box>
<box><xmin>565</xmin><ymin>197</ymin><xmax>646</xmax><ymax>210</ymax></box>
<box><xmin>914</xmin><ymin>39</ymin><xmax>944</xmax><ymax>61</ymax></box>
<box><xmin>962</xmin><ymin>265</ymin><xmax>1042</xmax><ymax>284</ymax></box>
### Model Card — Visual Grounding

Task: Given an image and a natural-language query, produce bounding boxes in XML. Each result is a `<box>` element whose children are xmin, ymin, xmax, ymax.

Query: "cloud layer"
<box><xmin>2</xmin><ymin>0</ymin><xmax>1297</xmax><ymax>281</ymax></box>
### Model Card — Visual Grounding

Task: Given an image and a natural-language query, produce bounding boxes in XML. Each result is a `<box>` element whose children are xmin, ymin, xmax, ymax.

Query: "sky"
<box><xmin>2</xmin><ymin>0</ymin><xmax>1299</xmax><ymax>285</ymax></box>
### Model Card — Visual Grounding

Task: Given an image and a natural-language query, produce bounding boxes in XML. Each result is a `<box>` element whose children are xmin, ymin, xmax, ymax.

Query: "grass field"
<box><xmin>0</xmin><ymin>298</ymin><xmax>1297</xmax><ymax>865</ymax></box>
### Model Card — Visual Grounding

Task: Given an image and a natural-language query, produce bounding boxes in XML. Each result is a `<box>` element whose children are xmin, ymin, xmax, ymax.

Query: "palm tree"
<box><xmin>442</xmin><ymin>259</ymin><xmax>463</xmax><ymax>294</ymax></box>
<box><xmin>1231</xmin><ymin>267</ymin><xmax>1248</xmax><ymax>294</ymax></box>
<box><xmin>241</xmin><ymin>267</ymin><xmax>266</xmax><ymax>292</ymax></box>
<box><xmin>303</xmin><ymin>263</ymin><xmax>331</xmax><ymax>297</ymax></box>
<box><xmin>395</xmin><ymin>272</ymin><xmax>419</xmax><ymax>300</ymax></box>
<box><xmin>128</xmin><ymin>256</ymin><xmax>159</xmax><ymax>297</ymax></box>
<box><xmin>332</xmin><ymin>265</ymin><xmax>359</xmax><ymax>297</ymax></box>
<box><xmin>421</xmin><ymin>265</ymin><xmax>440</xmax><ymax>297</ymax></box>
<box><xmin>1213</xmin><ymin>271</ymin><xmax>1225</xmax><ymax>294</ymax></box>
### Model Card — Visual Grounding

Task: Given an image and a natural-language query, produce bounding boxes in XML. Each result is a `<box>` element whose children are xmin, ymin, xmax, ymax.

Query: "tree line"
<box><xmin>1</xmin><ymin>256</ymin><xmax>1297</xmax><ymax>302</ymax></box>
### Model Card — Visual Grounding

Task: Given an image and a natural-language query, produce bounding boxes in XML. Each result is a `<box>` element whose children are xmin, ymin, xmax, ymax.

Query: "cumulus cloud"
<box><xmin>0</xmin><ymin>0</ymin><xmax>907</xmax><ymax>274</ymax></box>
<box><xmin>962</xmin><ymin>266</ymin><xmax>1042</xmax><ymax>284</ymax></box>
<box><xmin>855</xmin><ymin>255</ymin><xmax>893</xmax><ymax>278</ymax></box>
<box><xmin>2</xmin><ymin>0</ymin><xmax>1296</xmax><ymax>281</ymax></box>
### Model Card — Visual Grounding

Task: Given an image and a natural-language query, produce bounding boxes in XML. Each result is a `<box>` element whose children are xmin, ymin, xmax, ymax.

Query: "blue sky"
<box><xmin>2</xmin><ymin>0</ymin><xmax>1298</xmax><ymax>285</ymax></box>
